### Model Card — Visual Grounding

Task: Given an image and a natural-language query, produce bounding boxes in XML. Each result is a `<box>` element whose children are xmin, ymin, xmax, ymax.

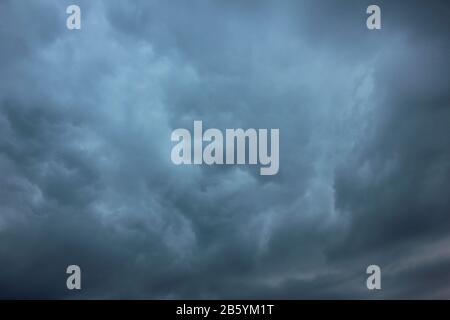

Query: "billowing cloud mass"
<box><xmin>0</xmin><ymin>0</ymin><xmax>449</xmax><ymax>299</ymax></box>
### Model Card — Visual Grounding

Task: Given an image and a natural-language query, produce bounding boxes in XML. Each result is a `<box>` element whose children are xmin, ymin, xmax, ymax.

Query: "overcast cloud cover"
<box><xmin>0</xmin><ymin>0</ymin><xmax>449</xmax><ymax>299</ymax></box>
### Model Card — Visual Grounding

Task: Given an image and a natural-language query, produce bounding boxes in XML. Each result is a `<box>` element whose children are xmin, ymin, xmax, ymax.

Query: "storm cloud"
<box><xmin>0</xmin><ymin>0</ymin><xmax>449</xmax><ymax>299</ymax></box>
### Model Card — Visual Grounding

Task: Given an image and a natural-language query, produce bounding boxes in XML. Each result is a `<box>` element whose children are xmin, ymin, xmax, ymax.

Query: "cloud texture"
<box><xmin>0</xmin><ymin>0</ymin><xmax>449</xmax><ymax>298</ymax></box>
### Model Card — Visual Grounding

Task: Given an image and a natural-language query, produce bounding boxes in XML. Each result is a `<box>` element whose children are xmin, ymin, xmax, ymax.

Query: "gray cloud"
<box><xmin>0</xmin><ymin>0</ymin><xmax>449</xmax><ymax>299</ymax></box>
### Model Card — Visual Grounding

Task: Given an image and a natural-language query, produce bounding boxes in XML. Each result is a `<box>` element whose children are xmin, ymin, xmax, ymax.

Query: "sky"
<box><xmin>0</xmin><ymin>0</ymin><xmax>449</xmax><ymax>299</ymax></box>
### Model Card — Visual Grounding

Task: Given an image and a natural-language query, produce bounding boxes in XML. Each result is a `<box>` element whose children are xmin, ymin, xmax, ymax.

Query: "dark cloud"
<box><xmin>0</xmin><ymin>0</ymin><xmax>449</xmax><ymax>299</ymax></box>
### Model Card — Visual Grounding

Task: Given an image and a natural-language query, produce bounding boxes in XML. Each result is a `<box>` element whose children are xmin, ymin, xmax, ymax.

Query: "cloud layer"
<box><xmin>0</xmin><ymin>0</ymin><xmax>449</xmax><ymax>298</ymax></box>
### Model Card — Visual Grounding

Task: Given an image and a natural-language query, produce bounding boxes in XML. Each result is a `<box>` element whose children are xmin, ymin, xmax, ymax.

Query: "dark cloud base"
<box><xmin>0</xmin><ymin>0</ymin><xmax>449</xmax><ymax>299</ymax></box>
